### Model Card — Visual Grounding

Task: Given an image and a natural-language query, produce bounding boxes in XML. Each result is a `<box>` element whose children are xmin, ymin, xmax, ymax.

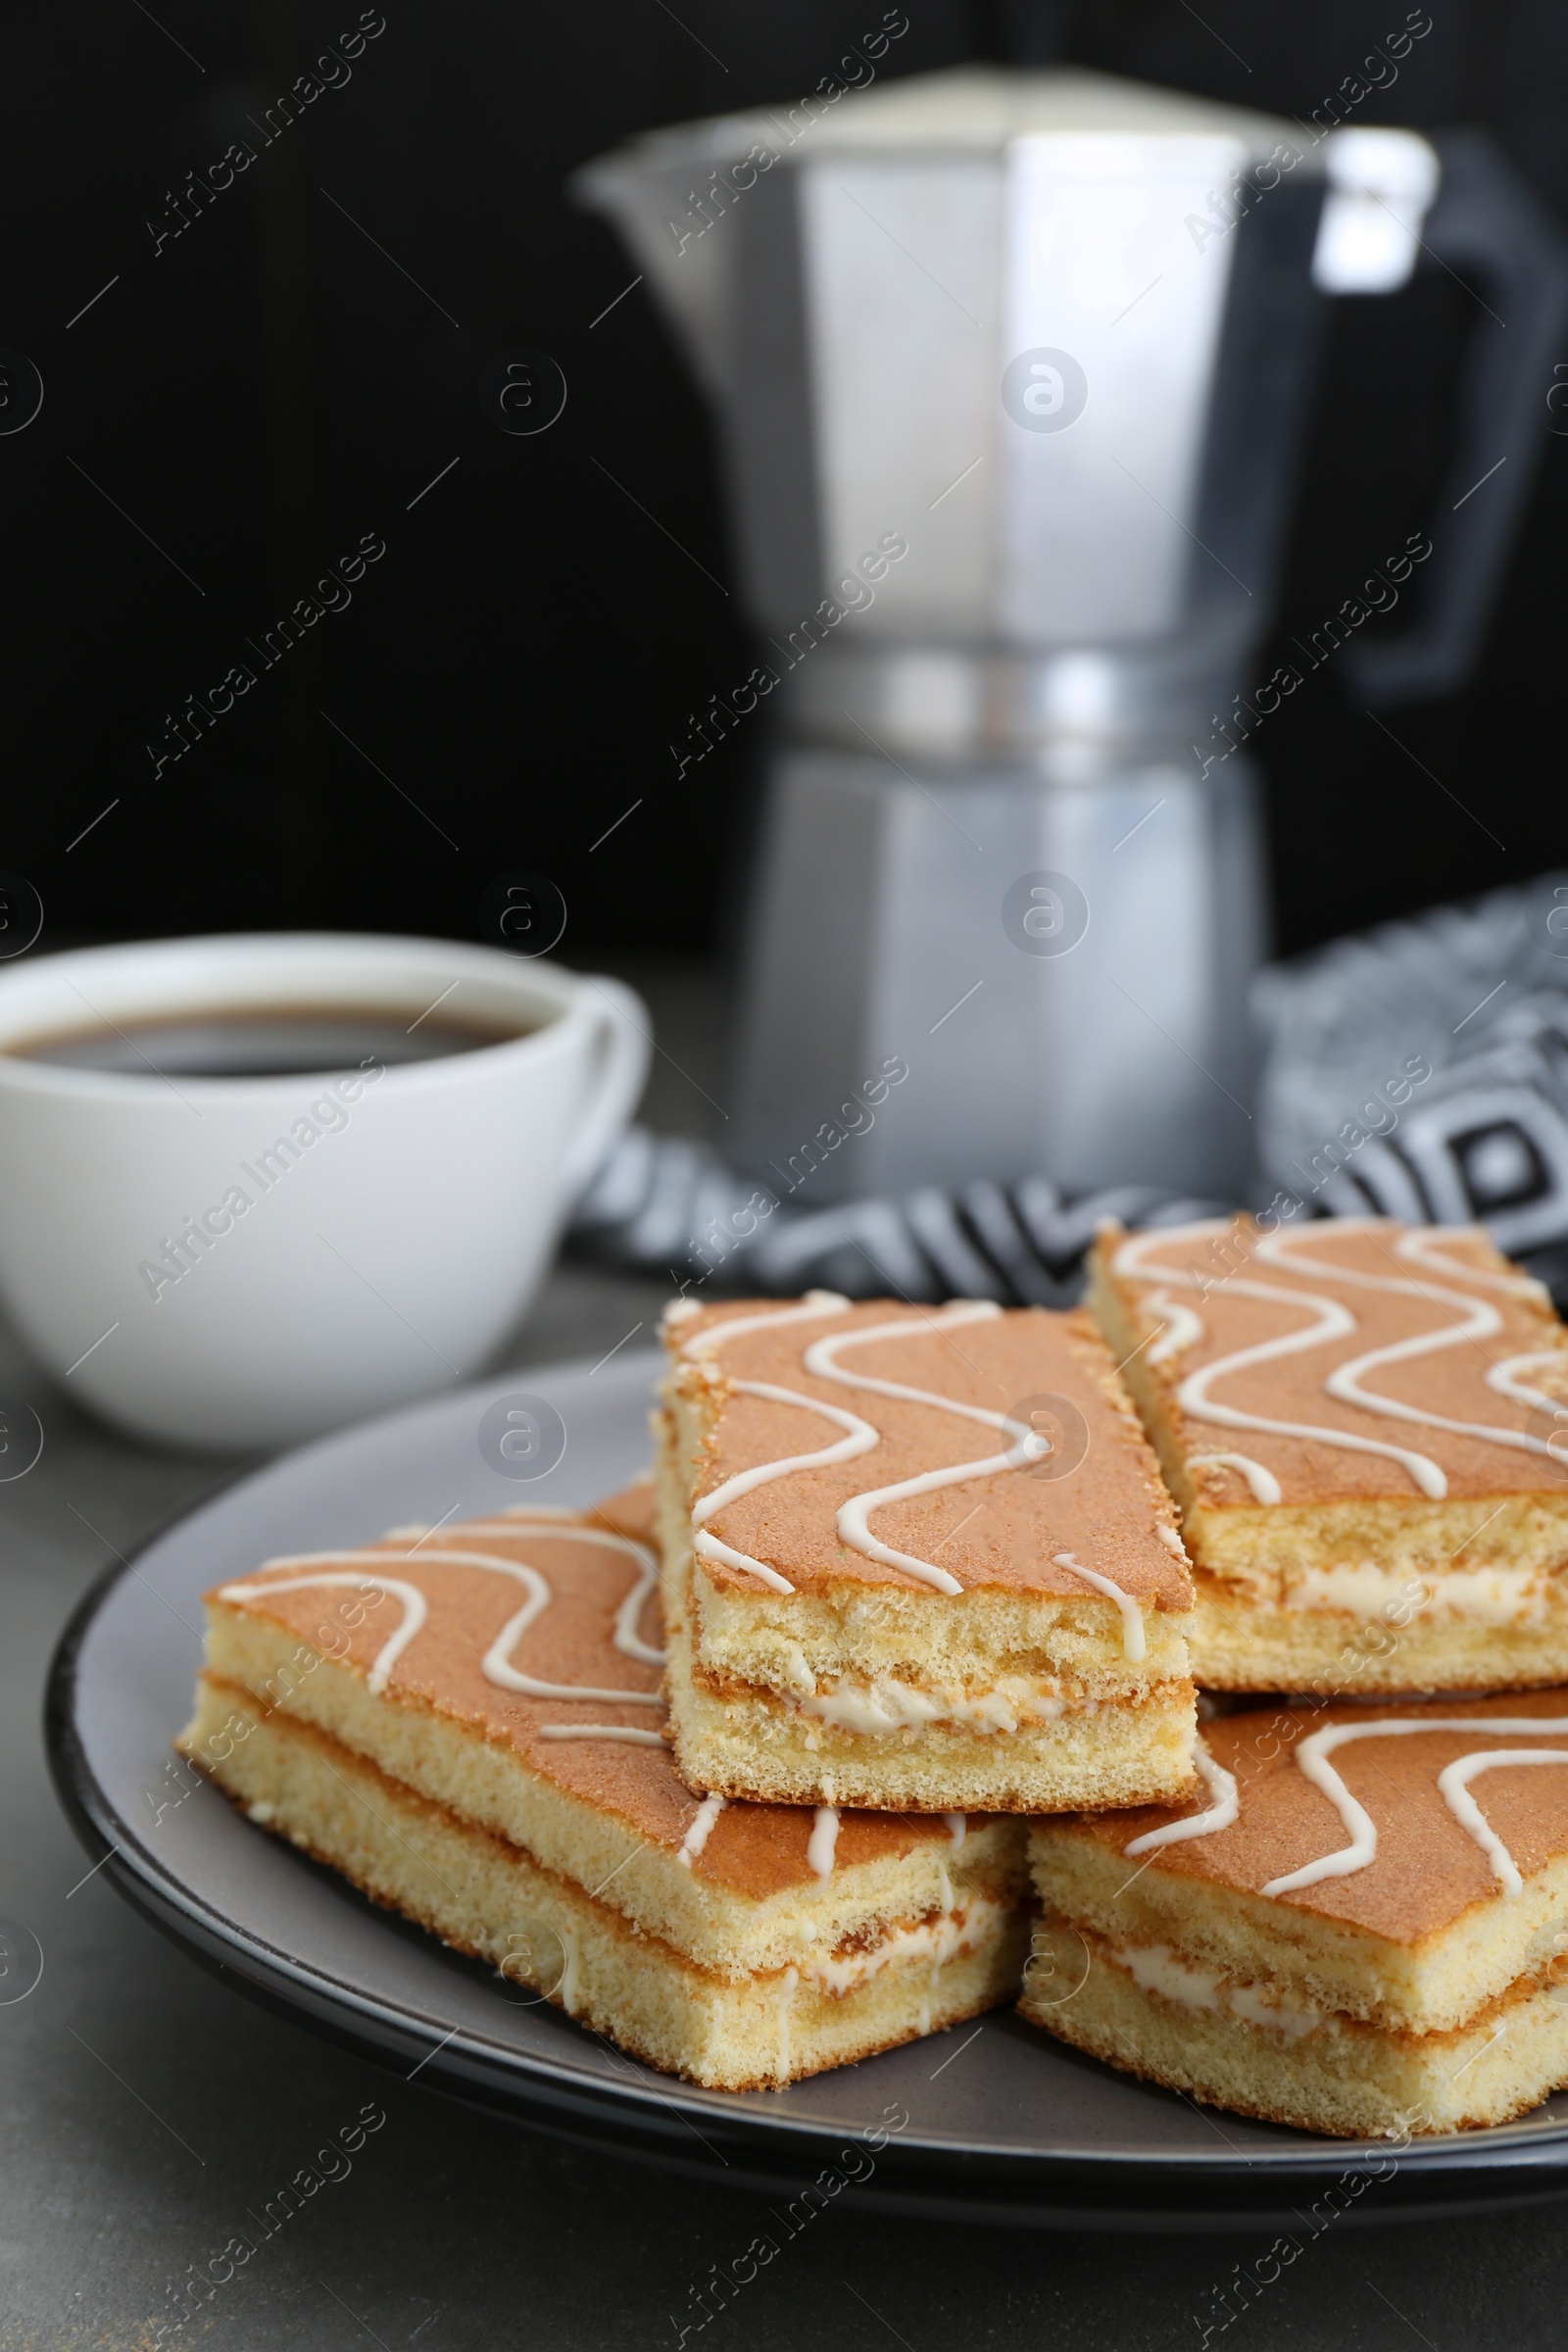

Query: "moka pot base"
<box><xmin>727</xmin><ymin>745</ymin><xmax>1265</xmax><ymax>1200</ymax></box>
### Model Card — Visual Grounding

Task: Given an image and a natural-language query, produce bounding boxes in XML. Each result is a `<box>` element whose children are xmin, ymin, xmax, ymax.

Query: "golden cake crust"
<box><xmin>672</xmin><ymin>1298</ymin><xmax>1191</xmax><ymax>1608</ymax></box>
<box><xmin>1062</xmin><ymin>1690</ymin><xmax>1568</xmax><ymax>1946</ymax></box>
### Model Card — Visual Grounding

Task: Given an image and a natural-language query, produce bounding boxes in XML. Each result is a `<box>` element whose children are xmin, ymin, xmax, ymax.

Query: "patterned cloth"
<box><xmin>567</xmin><ymin>873</ymin><xmax>1568</xmax><ymax>1307</ymax></box>
<box><xmin>1255</xmin><ymin>872</ymin><xmax>1568</xmax><ymax>1299</ymax></box>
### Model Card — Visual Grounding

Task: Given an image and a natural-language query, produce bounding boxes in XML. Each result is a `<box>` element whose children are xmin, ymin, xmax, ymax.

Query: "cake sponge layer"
<box><xmin>1030</xmin><ymin>1813</ymin><xmax>1568</xmax><ymax>2038</ymax></box>
<box><xmin>186</xmin><ymin>1678</ymin><xmax>1028</xmax><ymax>2091</ymax></box>
<box><xmin>1019</xmin><ymin>1919</ymin><xmax>1568</xmax><ymax>2137</ymax></box>
<box><xmin>1188</xmin><ymin>1568</ymin><xmax>1568</xmax><ymax>1694</ymax></box>
<box><xmin>667</xmin><ymin>1624</ymin><xmax>1198</xmax><ymax>1812</ymax></box>
<box><xmin>678</xmin><ymin>1535</ymin><xmax>1194</xmax><ymax>1693</ymax></box>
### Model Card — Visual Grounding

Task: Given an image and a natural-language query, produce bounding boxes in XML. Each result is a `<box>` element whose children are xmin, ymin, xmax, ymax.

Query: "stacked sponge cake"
<box><xmin>1028</xmin><ymin>1216</ymin><xmax>1568</xmax><ymax>2135</ymax></box>
<box><xmin>1023</xmin><ymin>1690</ymin><xmax>1568</xmax><ymax>2136</ymax></box>
<box><xmin>182</xmin><ymin>1483</ymin><xmax>1028</xmax><ymax>2089</ymax></box>
<box><xmin>657</xmin><ymin>1293</ymin><xmax>1198</xmax><ymax>1813</ymax></box>
<box><xmin>1090</xmin><ymin>1214</ymin><xmax>1568</xmax><ymax>1692</ymax></box>
<box><xmin>184</xmin><ymin>1223</ymin><xmax>1568</xmax><ymax>2131</ymax></box>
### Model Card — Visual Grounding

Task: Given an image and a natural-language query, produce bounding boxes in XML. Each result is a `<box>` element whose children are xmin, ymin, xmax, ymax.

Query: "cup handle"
<box><xmin>554</xmin><ymin>975</ymin><xmax>653</xmax><ymax>1212</ymax></box>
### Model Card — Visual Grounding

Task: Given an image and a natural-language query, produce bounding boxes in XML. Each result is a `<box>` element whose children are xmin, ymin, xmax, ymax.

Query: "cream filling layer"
<box><xmin>1279</xmin><ymin>1563</ymin><xmax>1556</xmax><ymax>1626</ymax></box>
<box><xmin>803</xmin><ymin>1893</ymin><xmax>1010</xmax><ymax>1996</ymax></box>
<box><xmin>801</xmin><ymin>1674</ymin><xmax>1070</xmax><ymax>1738</ymax></box>
<box><xmin>1105</xmin><ymin>1935</ymin><xmax>1336</xmax><ymax>2042</ymax></box>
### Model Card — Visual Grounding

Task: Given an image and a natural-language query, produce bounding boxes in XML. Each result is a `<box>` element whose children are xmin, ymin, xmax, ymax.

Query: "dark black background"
<box><xmin>5</xmin><ymin>0</ymin><xmax>1564</xmax><ymax>963</ymax></box>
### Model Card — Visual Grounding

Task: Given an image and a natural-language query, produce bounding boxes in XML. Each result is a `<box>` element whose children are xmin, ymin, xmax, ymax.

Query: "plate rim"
<box><xmin>41</xmin><ymin>1356</ymin><xmax>1568</xmax><ymax>2225</ymax></box>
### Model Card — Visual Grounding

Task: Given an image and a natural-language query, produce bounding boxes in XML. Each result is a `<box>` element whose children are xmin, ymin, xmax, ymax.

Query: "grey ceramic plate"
<box><xmin>46</xmin><ymin>1348</ymin><xmax>1568</xmax><ymax>2229</ymax></box>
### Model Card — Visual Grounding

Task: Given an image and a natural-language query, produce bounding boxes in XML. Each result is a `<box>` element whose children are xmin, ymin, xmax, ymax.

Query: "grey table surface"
<box><xmin>4</xmin><ymin>957</ymin><xmax>1566</xmax><ymax>2350</ymax></box>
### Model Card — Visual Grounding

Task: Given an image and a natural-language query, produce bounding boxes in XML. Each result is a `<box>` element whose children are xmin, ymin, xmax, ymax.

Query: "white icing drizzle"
<box><xmin>237</xmin><ymin>1535</ymin><xmax>662</xmax><ymax>1704</ymax></box>
<box><xmin>693</xmin><ymin>1386</ymin><xmax>879</xmax><ymax>1521</ymax></box>
<box><xmin>807</xmin><ymin>1805</ymin><xmax>841</xmax><ymax>1880</ymax></box>
<box><xmin>803</xmin><ymin>1304</ymin><xmax>1049</xmax><ymax>1596</ymax></box>
<box><xmin>1261</xmin><ymin>1715</ymin><xmax>1568</xmax><ymax>1898</ymax></box>
<box><xmin>677</xmin><ymin>1792</ymin><xmax>726</xmax><ymax>1868</ymax></box>
<box><xmin>535</xmin><ymin>1725</ymin><xmax>666</xmax><ymax>1744</ymax></box>
<box><xmin>1125</xmin><ymin>1739</ymin><xmax>1239</xmax><ymax>1856</ymax></box>
<box><xmin>688</xmin><ymin>1529</ymin><xmax>798</xmax><ymax>1595</ymax></box>
<box><xmin>219</xmin><ymin>1564</ymin><xmax>429</xmax><ymax>1697</ymax></box>
<box><xmin>1395</xmin><ymin>1229</ymin><xmax>1544</xmax><ymax>1296</ymax></box>
<box><xmin>460</xmin><ymin>1520</ymin><xmax>664</xmax><ymax>1666</ymax></box>
<box><xmin>804</xmin><ymin>1300</ymin><xmax>1014</xmax><ymax>1431</ymax></box>
<box><xmin>230</xmin><ymin>1531</ymin><xmax>677</xmax><ymax>1785</ymax></box>
<box><xmin>1262</xmin><ymin>1224</ymin><xmax>1568</xmax><ymax>1475</ymax></box>
<box><xmin>677</xmin><ymin>1296</ymin><xmax>863</xmax><ymax>1595</ymax></box>
<box><xmin>1053</xmin><ymin>1550</ymin><xmax>1146</xmax><ymax>1664</ymax></box>
<box><xmin>559</xmin><ymin>1924</ymin><xmax>581</xmax><ymax>2014</ymax></box>
<box><xmin>612</xmin><ymin>1560</ymin><xmax>665</xmax><ymax>1667</ymax></box>
<box><xmin>945</xmin><ymin>1813</ymin><xmax>967</xmax><ymax>1848</ymax></box>
<box><xmin>832</xmin><ymin>1476</ymin><xmax>972</xmax><ymax>1596</ymax></box>
<box><xmin>917</xmin><ymin>1952</ymin><xmax>938</xmax><ymax>2037</ymax></box>
<box><xmin>692</xmin><ymin>1381</ymin><xmax>878</xmax><ymax>1596</ymax></box>
<box><xmin>1114</xmin><ymin>1223</ymin><xmax>1447</xmax><ymax>1495</ymax></box>
<box><xmin>1144</xmin><ymin>1292</ymin><xmax>1205</xmax><ymax>1365</ymax></box>
<box><xmin>777</xmin><ymin>1966</ymin><xmax>798</xmax><ymax>2082</ymax></box>
<box><xmin>452</xmin><ymin>1547</ymin><xmax>662</xmax><ymax>1705</ymax></box>
<box><xmin>1156</xmin><ymin>1525</ymin><xmax>1191</xmax><ymax>1560</ymax></box>
<box><xmin>680</xmin><ymin>1291</ymin><xmax>851</xmax><ymax>1358</ymax></box>
<box><xmin>1486</xmin><ymin>1349</ymin><xmax>1568</xmax><ymax>1429</ymax></box>
<box><xmin>685</xmin><ymin>1294</ymin><xmax>1133</xmax><ymax>1609</ymax></box>
<box><xmin>1437</xmin><ymin>1751</ymin><xmax>1568</xmax><ymax>1897</ymax></box>
<box><xmin>681</xmin><ymin>1297</ymin><xmax>858</xmax><ymax>1592</ymax></box>
<box><xmin>1187</xmin><ymin>1451</ymin><xmax>1283</xmax><ymax>1505</ymax></box>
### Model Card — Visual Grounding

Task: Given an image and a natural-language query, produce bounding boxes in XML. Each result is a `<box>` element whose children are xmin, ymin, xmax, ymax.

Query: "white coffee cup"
<box><xmin>0</xmin><ymin>933</ymin><xmax>651</xmax><ymax>1450</ymax></box>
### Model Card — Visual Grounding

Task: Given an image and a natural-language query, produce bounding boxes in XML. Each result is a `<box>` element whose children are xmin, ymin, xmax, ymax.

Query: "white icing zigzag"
<box><xmin>219</xmin><ymin>1564</ymin><xmax>428</xmax><ymax>1697</ymax></box>
<box><xmin>1120</xmin><ymin>1714</ymin><xmax>1568</xmax><ymax>1903</ymax></box>
<box><xmin>1112</xmin><ymin>1218</ymin><xmax>1568</xmax><ymax>1501</ymax></box>
<box><xmin>1262</xmin><ymin>1715</ymin><xmax>1568</xmax><ymax>1899</ymax></box>
<box><xmin>1185</xmin><ymin>1452</ymin><xmax>1281</xmax><ymax>1505</ymax></box>
<box><xmin>691</xmin><ymin>1383</ymin><xmax>878</xmax><ymax>1595</ymax></box>
<box><xmin>223</xmin><ymin>1533</ymin><xmax>841</xmax><ymax>1874</ymax></box>
<box><xmin>680</xmin><ymin>1294</ymin><xmax>1145</xmax><ymax>1646</ymax></box>
<box><xmin>1275</xmin><ymin>1225</ymin><xmax>1566</xmax><ymax>1476</ymax></box>
<box><xmin>803</xmin><ymin>1304</ymin><xmax>1051</xmax><ymax>1598</ymax></box>
<box><xmin>808</xmin><ymin>1806</ymin><xmax>841</xmax><ymax>1879</ymax></box>
<box><xmin>1143</xmin><ymin>1293</ymin><xmax>1205</xmax><ymax>1366</ymax></box>
<box><xmin>1124</xmin><ymin>1740</ymin><xmax>1239</xmax><ymax>1856</ymax></box>
<box><xmin>677</xmin><ymin>1791</ymin><xmax>726</xmax><ymax>1867</ymax></box>
<box><xmin>1113</xmin><ymin>1224</ymin><xmax>1446</xmax><ymax>1497</ymax></box>
<box><xmin>223</xmin><ymin>1527</ymin><xmax>662</xmax><ymax>1708</ymax></box>
<box><xmin>680</xmin><ymin>1294</ymin><xmax>862</xmax><ymax>1594</ymax></box>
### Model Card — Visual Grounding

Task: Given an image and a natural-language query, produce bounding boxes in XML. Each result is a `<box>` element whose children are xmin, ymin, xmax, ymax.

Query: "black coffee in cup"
<box><xmin>12</xmin><ymin>1006</ymin><xmax>531</xmax><ymax>1079</ymax></box>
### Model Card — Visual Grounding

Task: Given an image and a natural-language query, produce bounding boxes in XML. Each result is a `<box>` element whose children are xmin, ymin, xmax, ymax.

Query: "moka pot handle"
<box><xmin>1344</xmin><ymin>130</ymin><xmax>1568</xmax><ymax>709</ymax></box>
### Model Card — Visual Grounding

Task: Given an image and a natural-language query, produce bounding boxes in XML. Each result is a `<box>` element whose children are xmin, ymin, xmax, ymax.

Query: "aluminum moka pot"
<box><xmin>577</xmin><ymin>68</ymin><xmax>1566</xmax><ymax>1197</ymax></box>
